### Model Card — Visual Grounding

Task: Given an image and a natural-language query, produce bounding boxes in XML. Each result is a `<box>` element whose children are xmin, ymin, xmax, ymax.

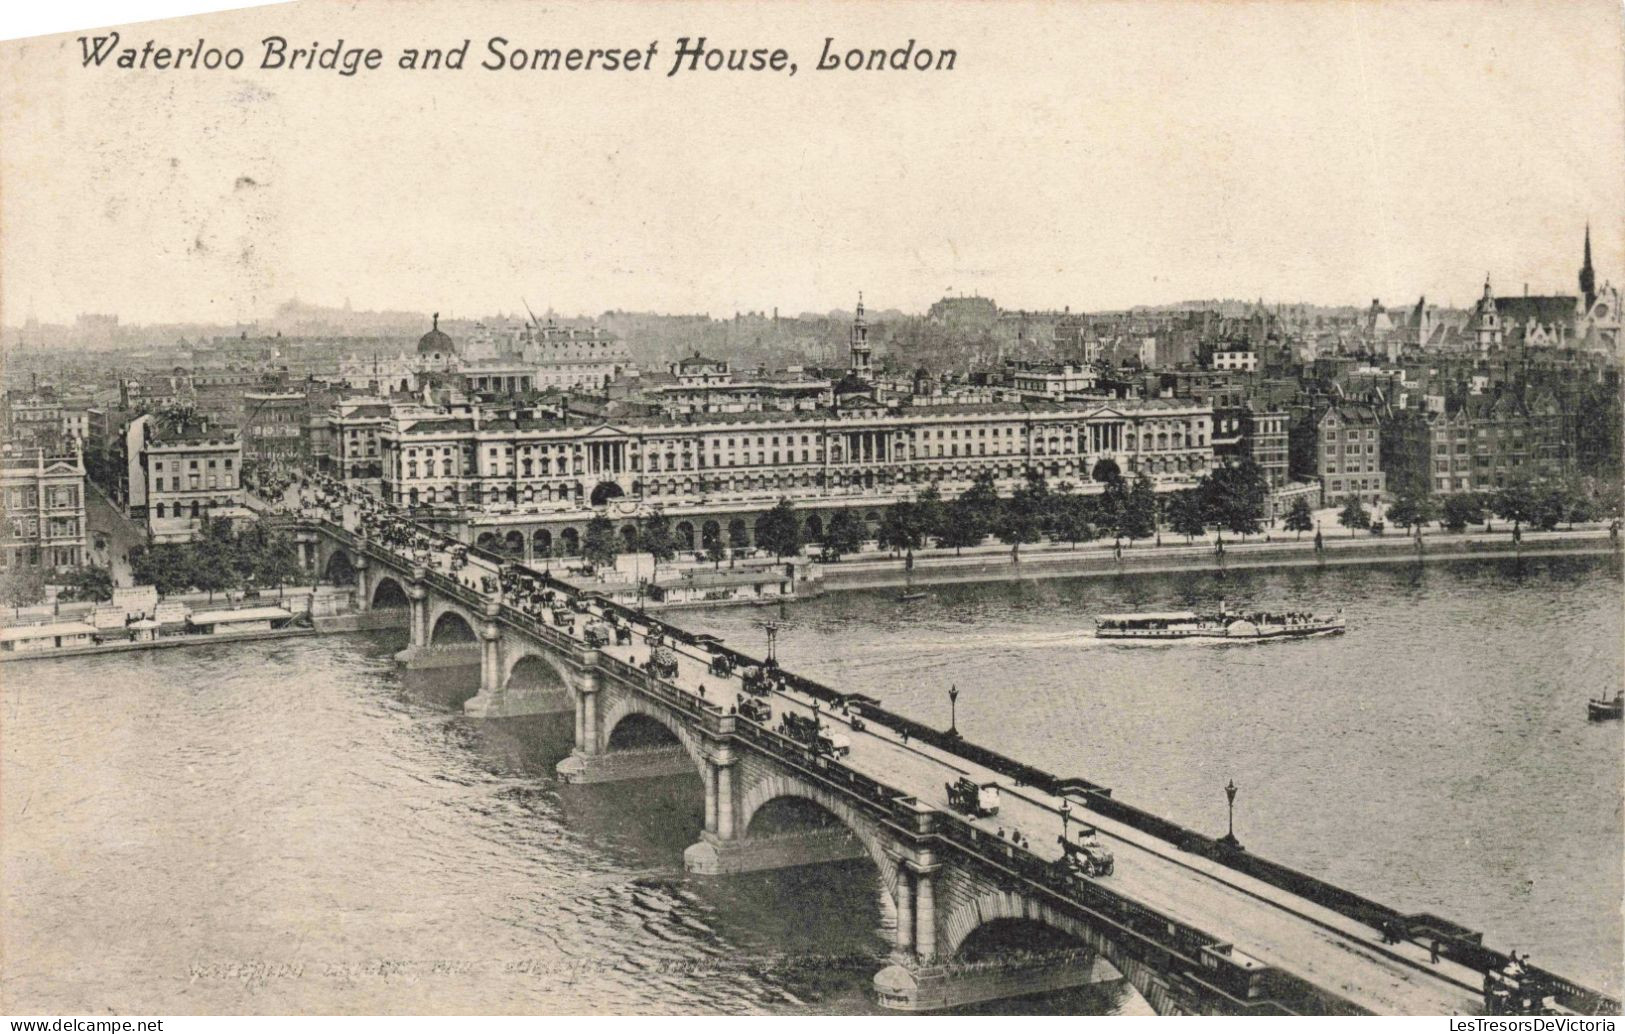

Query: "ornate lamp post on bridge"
<box><xmin>1059</xmin><ymin>798</ymin><xmax>1072</xmax><ymax>843</ymax></box>
<box><xmin>948</xmin><ymin>683</ymin><xmax>960</xmax><ymax>738</ymax></box>
<box><xmin>764</xmin><ymin>620</ymin><xmax>780</xmax><ymax>666</ymax></box>
<box><xmin>1219</xmin><ymin>778</ymin><xmax>1241</xmax><ymax>849</ymax></box>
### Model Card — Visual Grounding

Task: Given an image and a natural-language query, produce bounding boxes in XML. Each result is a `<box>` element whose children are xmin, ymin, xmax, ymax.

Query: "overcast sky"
<box><xmin>2</xmin><ymin>0</ymin><xmax>1622</xmax><ymax>325</ymax></box>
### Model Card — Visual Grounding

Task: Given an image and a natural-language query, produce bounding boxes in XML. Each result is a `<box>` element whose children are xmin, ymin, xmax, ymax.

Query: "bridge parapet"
<box><xmin>296</xmin><ymin>513</ymin><xmax>1623</xmax><ymax>1017</ymax></box>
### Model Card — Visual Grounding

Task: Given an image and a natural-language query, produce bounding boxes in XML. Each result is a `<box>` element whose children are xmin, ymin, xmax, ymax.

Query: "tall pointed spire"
<box><xmin>1580</xmin><ymin>223</ymin><xmax>1597</xmax><ymax>309</ymax></box>
<box><xmin>849</xmin><ymin>290</ymin><xmax>872</xmax><ymax>379</ymax></box>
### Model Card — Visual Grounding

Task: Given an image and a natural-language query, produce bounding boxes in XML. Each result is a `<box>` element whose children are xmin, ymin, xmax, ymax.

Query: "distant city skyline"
<box><xmin>1</xmin><ymin>252</ymin><xmax>1607</xmax><ymax>336</ymax></box>
<box><xmin>2</xmin><ymin>0</ymin><xmax>1622</xmax><ymax>327</ymax></box>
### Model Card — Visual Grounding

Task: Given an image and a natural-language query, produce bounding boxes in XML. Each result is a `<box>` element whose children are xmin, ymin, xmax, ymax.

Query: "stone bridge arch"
<box><xmin>502</xmin><ymin>648</ymin><xmax>576</xmax><ymax>694</ymax></box>
<box><xmin>598</xmin><ymin>693</ymin><xmax>709</xmax><ymax>779</ymax></box>
<box><xmin>938</xmin><ymin>888</ymin><xmax>1179</xmax><ymax>1014</ymax></box>
<box><xmin>428</xmin><ymin>605</ymin><xmax>478</xmax><ymax>645</ymax></box>
<box><xmin>323</xmin><ymin>548</ymin><xmax>357</xmax><ymax>585</ymax></box>
<box><xmin>371</xmin><ymin>575</ymin><xmax>409</xmax><ymax>610</ymax></box>
<box><xmin>736</xmin><ymin>774</ymin><xmax>899</xmax><ymax>900</ymax></box>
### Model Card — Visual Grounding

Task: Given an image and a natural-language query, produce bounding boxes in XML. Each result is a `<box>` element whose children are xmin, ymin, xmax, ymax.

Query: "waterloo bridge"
<box><xmin>294</xmin><ymin>516</ymin><xmax>1620</xmax><ymax>1017</ymax></box>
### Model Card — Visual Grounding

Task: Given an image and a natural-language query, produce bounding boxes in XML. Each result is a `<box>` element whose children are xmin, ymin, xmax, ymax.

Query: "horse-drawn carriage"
<box><xmin>946</xmin><ymin>777</ymin><xmax>1000</xmax><ymax>817</ymax></box>
<box><xmin>584</xmin><ymin>621</ymin><xmax>615</xmax><ymax>649</ymax></box>
<box><xmin>1054</xmin><ymin>825</ymin><xmax>1114</xmax><ymax>878</ymax></box>
<box><xmin>740</xmin><ymin>665</ymin><xmax>774</xmax><ymax>696</ymax></box>
<box><xmin>644</xmin><ymin>645</ymin><xmax>679</xmax><ymax>679</ymax></box>
<box><xmin>1483</xmin><ymin>962</ymin><xmax>1553</xmax><ymax>1016</ymax></box>
<box><xmin>778</xmin><ymin>711</ymin><xmax>850</xmax><ymax>758</ymax></box>
<box><xmin>737</xmin><ymin>695</ymin><xmax>771</xmax><ymax>724</ymax></box>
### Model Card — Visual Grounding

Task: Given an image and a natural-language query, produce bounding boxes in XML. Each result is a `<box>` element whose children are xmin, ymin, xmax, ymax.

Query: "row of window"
<box><xmin>6</xmin><ymin>517</ymin><xmax>82</xmax><ymax>538</ymax></box>
<box><xmin>3</xmin><ymin>486</ymin><xmax>80</xmax><ymax>509</ymax></box>
<box><xmin>152</xmin><ymin>500</ymin><xmax>233</xmax><ymax>519</ymax></box>
<box><xmin>0</xmin><ymin>545</ymin><xmax>81</xmax><ymax>569</ymax></box>
<box><xmin>154</xmin><ymin>475</ymin><xmax>238</xmax><ymax>491</ymax></box>
<box><xmin>1326</xmin><ymin>477</ymin><xmax>1383</xmax><ymax>493</ymax></box>
<box><xmin>396</xmin><ymin>435</ymin><xmax>1212</xmax><ymax>480</ymax></box>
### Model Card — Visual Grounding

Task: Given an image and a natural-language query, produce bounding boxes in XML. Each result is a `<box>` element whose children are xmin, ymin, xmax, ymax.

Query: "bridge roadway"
<box><xmin>296</xmin><ymin>501</ymin><xmax>1614</xmax><ymax>1015</ymax></box>
<box><xmin>547</xmin><ymin>599</ymin><xmax>1482</xmax><ymax>1014</ymax></box>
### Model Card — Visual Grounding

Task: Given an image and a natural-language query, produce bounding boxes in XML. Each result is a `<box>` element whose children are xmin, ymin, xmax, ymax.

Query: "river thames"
<box><xmin>2</xmin><ymin>555</ymin><xmax>1620</xmax><ymax>1014</ymax></box>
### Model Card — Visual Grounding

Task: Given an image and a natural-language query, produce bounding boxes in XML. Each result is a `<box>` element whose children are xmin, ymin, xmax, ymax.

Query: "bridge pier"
<box><xmin>354</xmin><ymin>554</ymin><xmax>372</xmax><ymax>613</ymax></box>
<box><xmin>479</xmin><ymin>601</ymin><xmax>502</xmax><ymax>695</ymax></box>
<box><xmin>398</xmin><ymin>643</ymin><xmax>482</xmax><ymax>669</ymax></box>
<box><xmin>873</xmin><ymin>951</ymin><xmax>1123</xmax><ymax>1013</ymax></box>
<box><xmin>407</xmin><ymin>568</ymin><xmax>429</xmax><ymax>649</ymax></box>
<box><xmin>557</xmin><ymin>672</ymin><xmax>689</xmax><ymax>781</ymax></box>
<box><xmin>683</xmin><ymin>747</ymin><xmax>869</xmax><ymax>873</ymax></box>
<box><xmin>683</xmin><ymin>826</ymin><xmax>869</xmax><ymax>874</ymax></box>
<box><xmin>556</xmin><ymin>744</ymin><xmax>695</xmax><ymax>784</ymax></box>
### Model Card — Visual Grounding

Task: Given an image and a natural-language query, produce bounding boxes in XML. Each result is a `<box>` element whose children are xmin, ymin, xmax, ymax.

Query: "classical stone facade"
<box><xmin>0</xmin><ymin>442</ymin><xmax>87</xmax><ymax>572</ymax></box>
<box><xmin>376</xmin><ymin>399</ymin><xmax>1217</xmax><ymax>556</ymax></box>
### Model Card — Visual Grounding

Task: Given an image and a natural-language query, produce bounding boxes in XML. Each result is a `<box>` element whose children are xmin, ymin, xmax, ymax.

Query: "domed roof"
<box><xmin>417</xmin><ymin>312</ymin><xmax>455</xmax><ymax>356</ymax></box>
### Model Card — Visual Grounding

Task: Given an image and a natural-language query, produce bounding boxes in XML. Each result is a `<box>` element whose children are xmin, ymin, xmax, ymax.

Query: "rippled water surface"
<box><xmin>2</xmin><ymin>554</ymin><xmax>1619</xmax><ymax>1013</ymax></box>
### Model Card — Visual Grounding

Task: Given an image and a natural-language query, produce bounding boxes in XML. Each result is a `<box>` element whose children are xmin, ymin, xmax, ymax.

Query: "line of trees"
<box><xmin>128</xmin><ymin>518</ymin><xmax>304</xmax><ymax>599</ymax></box>
<box><xmin>1384</xmin><ymin>473</ymin><xmax>1622</xmax><ymax>535</ymax></box>
<box><xmin>1</xmin><ymin>564</ymin><xmax>119</xmax><ymax>608</ymax></box>
<box><xmin>554</xmin><ymin>460</ymin><xmax>1299</xmax><ymax>572</ymax></box>
<box><xmin>700</xmin><ymin>460</ymin><xmax>1278</xmax><ymax>563</ymax></box>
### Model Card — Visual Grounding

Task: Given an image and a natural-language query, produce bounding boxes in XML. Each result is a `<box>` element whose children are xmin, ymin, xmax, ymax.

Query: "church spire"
<box><xmin>849</xmin><ymin>290</ymin><xmax>872</xmax><ymax>379</ymax></box>
<box><xmin>1580</xmin><ymin>223</ymin><xmax>1597</xmax><ymax>310</ymax></box>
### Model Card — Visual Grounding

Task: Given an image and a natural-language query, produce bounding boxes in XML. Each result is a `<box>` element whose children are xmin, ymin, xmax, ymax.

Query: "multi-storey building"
<box><xmin>241</xmin><ymin>391</ymin><xmax>309</xmax><ymax>468</ymax></box>
<box><xmin>1005</xmin><ymin>361</ymin><xmax>1102</xmax><ymax>401</ymax></box>
<box><xmin>1209</xmin><ymin>348</ymin><xmax>1259</xmax><ymax>372</ymax></box>
<box><xmin>327</xmin><ymin>398</ymin><xmax>394</xmax><ymax>482</ymax></box>
<box><xmin>1</xmin><ymin>395</ymin><xmax>69</xmax><ymax>446</ymax></box>
<box><xmin>1424</xmin><ymin>391</ymin><xmax>1568</xmax><ymax>494</ymax></box>
<box><xmin>376</xmin><ymin>398</ymin><xmax>1216</xmax><ymax>559</ymax></box>
<box><xmin>338</xmin><ymin>315</ymin><xmax>636</xmax><ymax>396</ymax></box>
<box><xmin>1241</xmin><ymin>404</ymin><xmax>1290</xmax><ymax>489</ymax></box>
<box><xmin>190</xmin><ymin>366</ymin><xmax>274</xmax><ymax>427</ymax></box>
<box><xmin>645</xmin><ymin>371</ymin><xmax>832</xmax><ymax>416</ymax></box>
<box><xmin>1314</xmin><ymin>403</ymin><xmax>1385</xmax><ymax>506</ymax></box>
<box><xmin>0</xmin><ymin>442</ymin><xmax>88</xmax><ymax>572</ymax></box>
<box><xmin>125</xmin><ymin>414</ymin><xmax>246</xmax><ymax>542</ymax></box>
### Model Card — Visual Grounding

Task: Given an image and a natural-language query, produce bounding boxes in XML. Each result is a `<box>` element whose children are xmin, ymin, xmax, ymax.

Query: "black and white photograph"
<box><xmin>0</xmin><ymin>0</ymin><xmax>1621</xmax><ymax>1022</ymax></box>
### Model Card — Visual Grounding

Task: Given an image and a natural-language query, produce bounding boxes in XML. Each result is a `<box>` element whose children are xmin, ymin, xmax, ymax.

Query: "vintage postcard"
<box><xmin>1</xmin><ymin>0</ymin><xmax>1621</xmax><ymax>1022</ymax></box>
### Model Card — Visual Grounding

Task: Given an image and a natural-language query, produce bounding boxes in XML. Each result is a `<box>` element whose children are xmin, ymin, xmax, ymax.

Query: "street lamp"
<box><xmin>1220</xmin><ymin>779</ymin><xmax>1241</xmax><ymax>849</ymax></box>
<box><xmin>948</xmin><ymin>683</ymin><xmax>960</xmax><ymax>738</ymax></box>
<box><xmin>1060</xmin><ymin>799</ymin><xmax>1072</xmax><ymax>842</ymax></box>
<box><xmin>764</xmin><ymin>620</ymin><xmax>780</xmax><ymax>665</ymax></box>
